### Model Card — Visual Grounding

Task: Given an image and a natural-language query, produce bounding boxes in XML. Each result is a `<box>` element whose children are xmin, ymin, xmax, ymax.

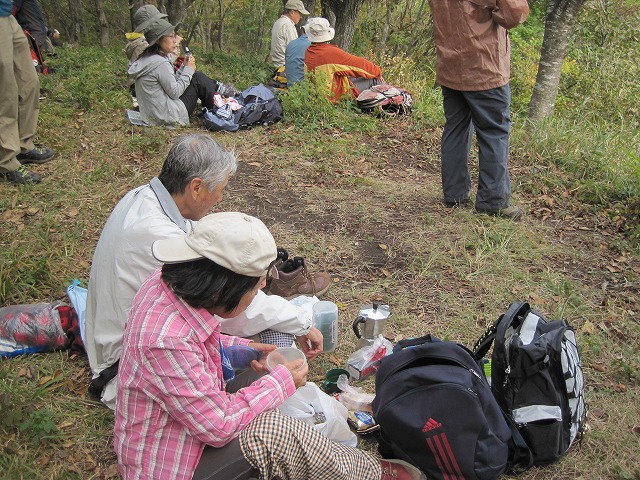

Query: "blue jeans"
<box><xmin>440</xmin><ymin>85</ymin><xmax>513</xmax><ymax>211</ymax></box>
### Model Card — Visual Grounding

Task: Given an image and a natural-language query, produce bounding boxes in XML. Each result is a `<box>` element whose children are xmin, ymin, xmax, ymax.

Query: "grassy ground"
<box><xmin>0</xmin><ymin>46</ymin><xmax>639</xmax><ymax>479</ymax></box>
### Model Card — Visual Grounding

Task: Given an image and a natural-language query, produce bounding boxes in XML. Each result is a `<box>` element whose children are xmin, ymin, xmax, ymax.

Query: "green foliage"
<box><xmin>44</xmin><ymin>45</ymin><xmax>129</xmax><ymax>112</ymax></box>
<box><xmin>280</xmin><ymin>78</ymin><xmax>378</xmax><ymax>134</ymax></box>
<box><xmin>199</xmin><ymin>51</ymin><xmax>273</xmax><ymax>89</ymax></box>
<box><xmin>0</xmin><ymin>373</ymin><xmax>58</xmax><ymax>444</ymax></box>
<box><xmin>280</xmin><ymin>79</ymin><xmax>337</xmax><ymax>127</ymax></box>
<box><xmin>511</xmin><ymin>0</ymin><xmax>640</xmax><ymax>234</ymax></box>
<box><xmin>558</xmin><ymin>3</ymin><xmax>640</xmax><ymax>125</ymax></box>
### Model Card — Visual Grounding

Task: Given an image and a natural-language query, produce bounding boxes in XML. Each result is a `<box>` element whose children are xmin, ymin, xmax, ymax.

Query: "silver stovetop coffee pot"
<box><xmin>352</xmin><ymin>302</ymin><xmax>391</xmax><ymax>348</ymax></box>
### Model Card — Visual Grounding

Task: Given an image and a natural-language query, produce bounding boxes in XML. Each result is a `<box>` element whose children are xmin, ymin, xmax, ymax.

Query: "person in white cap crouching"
<box><xmin>114</xmin><ymin>211</ymin><xmax>426</xmax><ymax>480</ymax></box>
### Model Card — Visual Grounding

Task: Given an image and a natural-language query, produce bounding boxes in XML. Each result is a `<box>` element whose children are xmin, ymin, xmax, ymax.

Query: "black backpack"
<box><xmin>373</xmin><ymin>335</ymin><xmax>528</xmax><ymax>480</ymax></box>
<box><xmin>473</xmin><ymin>302</ymin><xmax>587</xmax><ymax>465</ymax></box>
<box><xmin>237</xmin><ymin>84</ymin><xmax>283</xmax><ymax>128</ymax></box>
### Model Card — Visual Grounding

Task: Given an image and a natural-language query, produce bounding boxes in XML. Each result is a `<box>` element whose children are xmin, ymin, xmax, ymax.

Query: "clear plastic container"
<box><xmin>265</xmin><ymin>347</ymin><xmax>307</xmax><ymax>371</ymax></box>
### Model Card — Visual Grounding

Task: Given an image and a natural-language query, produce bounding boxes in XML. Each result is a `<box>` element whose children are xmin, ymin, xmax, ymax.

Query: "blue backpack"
<box><xmin>202</xmin><ymin>106</ymin><xmax>241</xmax><ymax>132</ymax></box>
<box><xmin>237</xmin><ymin>84</ymin><xmax>283</xmax><ymax>128</ymax></box>
<box><xmin>202</xmin><ymin>84</ymin><xmax>283</xmax><ymax>132</ymax></box>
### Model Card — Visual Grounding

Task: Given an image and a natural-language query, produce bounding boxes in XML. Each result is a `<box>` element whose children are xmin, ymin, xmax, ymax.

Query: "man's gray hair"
<box><xmin>158</xmin><ymin>134</ymin><xmax>237</xmax><ymax>194</ymax></box>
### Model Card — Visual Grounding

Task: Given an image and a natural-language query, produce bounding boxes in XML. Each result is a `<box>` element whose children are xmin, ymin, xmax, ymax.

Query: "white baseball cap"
<box><xmin>152</xmin><ymin>212</ymin><xmax>277</xmax><ymax>277</ymax></box>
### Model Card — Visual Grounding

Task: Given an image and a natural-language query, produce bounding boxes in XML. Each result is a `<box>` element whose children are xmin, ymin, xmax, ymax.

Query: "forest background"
<box><xmin>1</xmin><ymin>0</ymin><xmax>639</xmax><ymax>479</ymax></box>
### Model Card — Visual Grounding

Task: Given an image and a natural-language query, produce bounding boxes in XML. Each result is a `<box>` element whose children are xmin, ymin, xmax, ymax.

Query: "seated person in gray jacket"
<box><xmin>128</xmin><ymin>17</ymin><xmax>226</xmax><ymax>127</ymax></box>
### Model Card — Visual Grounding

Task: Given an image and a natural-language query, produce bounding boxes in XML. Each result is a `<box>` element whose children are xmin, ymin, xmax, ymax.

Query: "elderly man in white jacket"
<box><xmin>85</xmin><ymin>134</ymin><xmax>322</xmax><ymax>409</ymax></box>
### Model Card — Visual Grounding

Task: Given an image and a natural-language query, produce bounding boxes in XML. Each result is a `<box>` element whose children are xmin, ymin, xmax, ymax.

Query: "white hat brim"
<box><xmin>152</xmin><ymin>236</ymin><xmax>203</xmax><ymax>264</ymax></box>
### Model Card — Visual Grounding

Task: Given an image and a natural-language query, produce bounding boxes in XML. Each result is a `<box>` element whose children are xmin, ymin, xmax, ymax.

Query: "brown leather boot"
<box><xmin>269</xmin><ymin>257</ymin><xmax>331</xmax><ymax>299</ymax></box>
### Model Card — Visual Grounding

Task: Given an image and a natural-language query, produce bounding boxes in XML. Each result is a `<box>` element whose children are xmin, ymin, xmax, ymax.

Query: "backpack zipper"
<box><xmin>503</xmin><ymin>365</ymin><xmax>510</xmax><ymax>388</ymax></box>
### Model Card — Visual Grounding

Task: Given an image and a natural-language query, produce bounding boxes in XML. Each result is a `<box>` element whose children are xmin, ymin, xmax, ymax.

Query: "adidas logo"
<box><xmin>422</xmin><ymin>418</ymin><xmax>442</xmax><ymax>433</ymax></box>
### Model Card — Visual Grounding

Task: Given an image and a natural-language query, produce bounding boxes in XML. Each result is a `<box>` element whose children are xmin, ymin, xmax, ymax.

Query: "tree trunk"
<box><xmin>254</xmin><ymin>0</ymin><xmax>267</xmax><ymax>53</ymax></box>
<box><xmin>378</xmin><ymin>0</ymin><xmax>395</xmax><ymax>53</ymax></box>
<box><xmin>405</xmin><ymin>0</ymin><xmax>428</xmax><ymax>56</ymax></box>
<box><xmin>48</xmin><ymin>0</ymin><xmax>65</xmax><ymax>40</ymax></box>
<box><xmin>215</xmin><ymin>0</ymin><xmax>225</xmax><ymax>51</ymax></box>
<box><xmin>67</xmin><ymin>0</ymin><xmax>85</xmax><ymax>43</ymax></box>
<box><xmin>94</xmin><ymin>0</ymin><xmax>109</xmax><ymax>47</ymax></box>
<box><xmin>165</xmin><ymin>0</ymin><xmax>197</xmax><ymax>28</ymax></box>
<box><xmin>528</xmin><ymin>0</ymin><xmax>587</xmax><ymax>123</ymax></box>
<box><xmin>129</xmin><ymin>0</ymin><xmax>146</xmax><ymax>31</ymax></box>
<box><xmin>321</xmin><ymin>0</ymin><xmax>336</xmax><ymax>27</ymax></box>
<box><xmin>305</xmin><ymin>0</ymin><xmax>317</xmax><ymax>15</ymax></box>
<box><xmin>321</xmin><ymin>0</ymin><xmax>365</xmax><ymax>50</ymax></box>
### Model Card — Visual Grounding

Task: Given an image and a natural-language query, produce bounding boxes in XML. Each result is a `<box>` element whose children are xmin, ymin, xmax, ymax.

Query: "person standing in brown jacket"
<box><xmin>428</xmin><ymin>0</ymin><xmax>529</xmax><ymax>219</ymax></box>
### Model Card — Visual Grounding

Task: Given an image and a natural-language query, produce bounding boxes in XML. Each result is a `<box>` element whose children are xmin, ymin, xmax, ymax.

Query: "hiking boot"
<box><xmin>2</xmin><ymin>164</ymin><xmax>42</xmax><ymax>184</ymax></box>
<box><xmin>379</xmin><ymin>459</ymin><xmax>426</xmax><ymax>480</ymax></box>
<box><xmin>269</xmin><ymin>256</ymin><xmax>331</xmax><ymax>299</ymax></box>
<box><xmin>263</xmin><ymin>247</ymin><xmax>290</xmax><ymax>293</ymax></box>
<box><xmin>476</xmin><ymin>204</ymin><xmax>523</xmax><ymax>220</ymax></box>
<box><xmin>17</xmin><ymin>147</ymin><xmax>56</xmax><ymax>164</ymax></box>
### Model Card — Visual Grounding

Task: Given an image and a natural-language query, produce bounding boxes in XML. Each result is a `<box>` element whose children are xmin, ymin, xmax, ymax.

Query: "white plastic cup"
<box><xmin>312</xmin><ymin>301</ymin><xmax>339</xmax><ymax>353</ymax></box>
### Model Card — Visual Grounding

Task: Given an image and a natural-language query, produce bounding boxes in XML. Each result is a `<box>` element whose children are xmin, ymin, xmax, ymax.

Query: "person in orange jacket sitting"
<box><xmin>304</xmin><ymin>17</ymin><xmax>383</xmax><ymax>103</ymax></box>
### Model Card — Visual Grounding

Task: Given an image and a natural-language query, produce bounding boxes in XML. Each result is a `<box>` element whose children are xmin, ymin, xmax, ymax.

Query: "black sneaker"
<box><xmin>2</xmin><ymin>164</ymin><xmax>42</xmax><ymax>184</ymax></box>
<box><xmin>17</xmin><ymin>147</ymin><xmax>56</xmax><ymax>164</ymax></box>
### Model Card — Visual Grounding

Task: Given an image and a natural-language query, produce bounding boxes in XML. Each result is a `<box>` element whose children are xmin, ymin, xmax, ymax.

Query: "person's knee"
<box><xmin>20</xmin><ymin>74</ymin><xmax>39</xmax><ymax>99</ymax></box>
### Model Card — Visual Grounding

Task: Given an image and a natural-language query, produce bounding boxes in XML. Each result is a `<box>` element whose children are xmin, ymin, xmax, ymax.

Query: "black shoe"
<box><xmin>444</xmin><ymin>198</ymin><xmax>470</xmax><ymax>208</ymax></box>
<box><xmin>17</xmin><ymin>147</ymin><xmax>56</xmax><ymax>164</ymax></box>
<box><xmin>2</xmin><ymin>165</ymin><xmax>42</xmax><ymax>184</ymax></box>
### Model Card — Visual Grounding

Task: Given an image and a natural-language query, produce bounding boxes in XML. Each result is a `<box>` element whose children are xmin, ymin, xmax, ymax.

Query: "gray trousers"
<box><xmin>440</xmin><ymin>85</ymin><xmax>512</xmax><ymax>211</ymax></box>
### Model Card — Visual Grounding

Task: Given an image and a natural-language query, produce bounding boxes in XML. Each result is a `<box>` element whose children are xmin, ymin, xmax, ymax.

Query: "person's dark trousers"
<box><xmin>349</xmin><ymin>76</ymin><xmax>383</xmax><ymax>96</ymax></box>
<box><xmin>191</xmin><ymin>369</ymin><xmax>264</xmax><ymax>480</ymax></box>
<box><xmin>179</xmin><ymin>71</ymin><xmax>220</xmax><ymax>115</ymax></box>
<box><xmin>440</xmin><ymin>84</ymin><xmax>512</xmax><ymax>211</ymax></box>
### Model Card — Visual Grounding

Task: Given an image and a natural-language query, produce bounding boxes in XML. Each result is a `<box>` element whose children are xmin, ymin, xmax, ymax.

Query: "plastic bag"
<box><xmin>336</xmin><ymin>374</ymin><xmax>375</xmax><ymax>412</ymax></box>
<box><xmin>278</xmin><ymin>382</ymin><xmax>357</xmax><ymax>447</ymax></box>
<box><xmin>0</xmin><ymin>303</ymin><xmax>69</xmax><ymax>357</ymax></box>
<box><xmin>66</xmin><ymin>279</ymin><xmax>87</xmax><ymax>343</ymax></box>
<box><xmin>346</xmin><ymin>334</ymin><xmax>393</xmax><ymax>380</ymax></box>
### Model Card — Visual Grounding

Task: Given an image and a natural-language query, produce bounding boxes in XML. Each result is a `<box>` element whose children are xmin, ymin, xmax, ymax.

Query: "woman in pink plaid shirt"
<box><xmin>114</xmin><ymin>212</ymin><xmax>425</xmax><ymax>480</ymax></box>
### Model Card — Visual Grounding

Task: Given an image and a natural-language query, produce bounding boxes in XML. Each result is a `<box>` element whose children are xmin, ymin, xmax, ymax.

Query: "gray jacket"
<box><xmin>128</xmin><ymin>54</ymin><xmax>193</xmax><ymax>126</ymax></box>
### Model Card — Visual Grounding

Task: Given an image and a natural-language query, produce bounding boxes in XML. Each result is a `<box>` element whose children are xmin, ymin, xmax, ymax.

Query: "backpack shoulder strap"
<box><xmin>473</xmin><ymin>301</ymin><xmax>531</xmax><ymax>360</ymax></box>
<box><xmin>504</xmin><ymin>411</ymin><xmax>534</xmax><ymax>472</ymax></box>
<box><xmin>393</xmin><ymin>334</ymin><xmax>440</xmax><ymax>352</ymax></box>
